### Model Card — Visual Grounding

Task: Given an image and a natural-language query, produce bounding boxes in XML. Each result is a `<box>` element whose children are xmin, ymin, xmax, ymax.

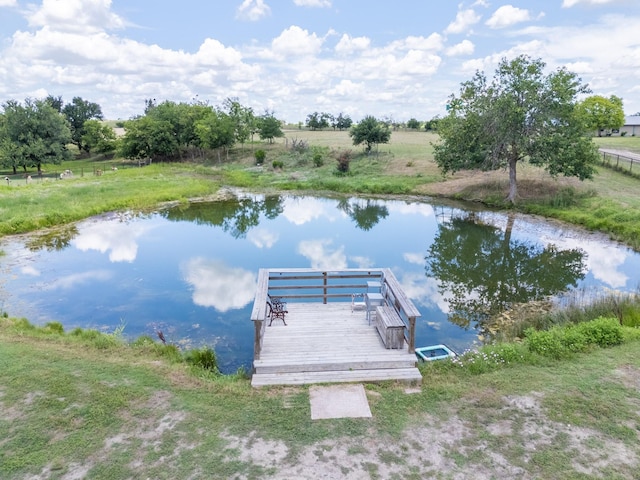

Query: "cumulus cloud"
<box><xmin>236</xmin><ymin>0</ymin><xmax>271</xmax><ymax>21</ymax></box>
<box><xmin>293</xmin><ymin>0</ymin><xmax>331</xmax><ymax>6</ymax></box>
<box><xmin>271</xmin><ymin>25</ymin><xmax>324</xmax><ymax>57</ymax></box>
<box><xmin>444</xmin><ymin>8</ymin><xmax>482</xmax><ymax>34</ymax></box>
<box><xmin>27</xmin><ymin>0</ymin><xmax>125</xmax><ymax>34</ymax></box>
<box><xmin>0</xmin><ymin>0</ymin><xmax>17</xmax><ymax>6</ymax></box>
<box><xmin>335</xmin><ymin>34</ymin><xmax>371</xmax><ymax>54</ymax></box>
<box><xmin>486</xmin><ymin>5</ymin><xmax>532</xmax><ymax>29</ymax></box>
<box><xmin>72</xmin><ymin>221</ymin><xmax>153</xmax><ymax>263</ymax></box>
<box><xmin>446</xmin><ymin>39</ymin><xmax>475</xmax><ymax>56</ymax></box>
<box><xmin>247</xmin><ymin>228</ymin><xmax>279</xmax><ymax>248</ymax></box>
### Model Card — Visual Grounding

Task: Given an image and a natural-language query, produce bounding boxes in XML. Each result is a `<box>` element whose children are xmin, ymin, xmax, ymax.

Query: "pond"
<box><xmin>1</xmin><ymin>192</ymin><xmax>639</xmax><ymax>373</ymax></box>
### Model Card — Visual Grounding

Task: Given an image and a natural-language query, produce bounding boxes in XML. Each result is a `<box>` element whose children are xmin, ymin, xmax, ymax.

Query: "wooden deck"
<box><xmin>251</xmin><ymin>302</ymin><xmax>422</xmax><ymax>387</ymax></box>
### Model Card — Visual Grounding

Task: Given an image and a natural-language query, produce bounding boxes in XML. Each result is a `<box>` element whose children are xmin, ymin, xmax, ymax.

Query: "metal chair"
<box><xmin>266</xmin><ymin>298</ymin><xmax>288</xmax><ymax>326</ymax></box>
<box><xmin>351</xmin><ymin>293</ymin><xmax>366</xmax><ymax>312</ymax></box>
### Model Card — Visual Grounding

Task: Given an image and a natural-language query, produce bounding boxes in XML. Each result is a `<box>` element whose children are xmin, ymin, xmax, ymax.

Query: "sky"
<box><xmin>0</xmin><ymin>0</ymin><xmax>639</xmax><ymax>122</ymax></box>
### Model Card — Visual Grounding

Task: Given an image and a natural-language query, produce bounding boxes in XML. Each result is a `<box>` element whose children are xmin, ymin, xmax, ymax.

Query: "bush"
<box><xmin>313</xmin><ymin>152</ymin><xmax>324</xmax><ymax>167</ymax></box>
<box><xmin>272</xmin><ymin>160</ymin><xmax>284</xmax><ymax>169</ymax></box>
<box><xmin>185</xmin><ymin>346</ymin><xmax>219</xmax><ymax>372</ymax></box>
<box><xmin>336</xmin><ymin>150</ymin><xmax>352</xmax><ymax>173</ymax></box>
<box><xmin>576</xmin><ymin>316</ymin><xmax>623</xmax><ymax>347</ymax></box>
<box><xmin>254</xmin><ymin>149</ymin><xmax>266</xmax><ymax>165</ymax></box>
<box><xmin>45</xmin><ymin>321</ymin><xmax>64</xmax><ymax>334</ymax></box>
<box><xmin>524</xmin><ymin>328</ymin><xmax>568</xmax><ymax>359</ymax></box>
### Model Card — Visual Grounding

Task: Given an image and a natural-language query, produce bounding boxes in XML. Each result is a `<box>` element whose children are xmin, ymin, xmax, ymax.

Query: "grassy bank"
<box><xmin>1</xmin><ymin>316</ymin><xmax>639</xmax><ymax>479</ymax></box>
<box><xmin>2</xmin><ymin>131</ymin><xmax>640</xmax><ymax>250</ymax></box>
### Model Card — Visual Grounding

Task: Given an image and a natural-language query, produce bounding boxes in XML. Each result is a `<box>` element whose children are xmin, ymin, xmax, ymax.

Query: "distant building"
<box><xmin>620</xmin><ymin>115</ymin><xmax>640</xmax><ymax>136</ymax></box>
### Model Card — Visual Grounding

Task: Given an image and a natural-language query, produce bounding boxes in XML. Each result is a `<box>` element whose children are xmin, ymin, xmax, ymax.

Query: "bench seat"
<box><xmin>375</xmin><ymin>305</ymin><xmax>405</xmax><ymax>349</ymax></box>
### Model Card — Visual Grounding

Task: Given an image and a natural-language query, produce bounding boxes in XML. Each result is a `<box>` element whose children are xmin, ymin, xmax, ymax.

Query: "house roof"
<box><xmin>624</xmin><ymin>115</ymin><xmax>640</xmax><ymax>126</ymax></box>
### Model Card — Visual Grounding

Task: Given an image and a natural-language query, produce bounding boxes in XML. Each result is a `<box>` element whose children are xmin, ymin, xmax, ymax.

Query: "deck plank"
<box><xmin>252</xmin><ymin>302</ymin><xmax>422</xmax><ymax>387</ymax></box>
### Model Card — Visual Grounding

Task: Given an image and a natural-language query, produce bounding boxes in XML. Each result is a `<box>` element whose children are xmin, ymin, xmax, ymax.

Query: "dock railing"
<box><xmin>250</xmin><ymin>268</ymin><xmax>420</xmax><ymax>360</ymax></box>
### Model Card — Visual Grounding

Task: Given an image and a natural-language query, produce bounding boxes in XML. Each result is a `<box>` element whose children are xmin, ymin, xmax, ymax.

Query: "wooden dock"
<box><xmin>250</xmin><ymin>269</ymin><xmax>422</xmax><ymax>387</ymax></box>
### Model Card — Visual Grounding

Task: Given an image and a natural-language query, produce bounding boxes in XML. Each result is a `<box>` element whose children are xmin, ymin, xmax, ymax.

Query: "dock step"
<box><xmin>253</xmin><ymin>357</ymin><xmax>416</xmax><ymax>374</ymax></box>
<box><xmin>251</xmin><ymin>367</ymin><xmax>422</xmax><ymax>387</ymax></box>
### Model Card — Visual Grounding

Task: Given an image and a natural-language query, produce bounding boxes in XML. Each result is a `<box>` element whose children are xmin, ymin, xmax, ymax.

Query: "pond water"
<box><xmin>1</xmin><ymin>192</ymin><xmax>639</xmax><ymax>373</ymax></box>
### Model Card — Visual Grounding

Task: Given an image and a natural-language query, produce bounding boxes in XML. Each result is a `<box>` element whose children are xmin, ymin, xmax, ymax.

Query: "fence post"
<box><xmin>323</xmin><ymin>271</ymin><xmax>327</xmax><ymax>304</ymax></box>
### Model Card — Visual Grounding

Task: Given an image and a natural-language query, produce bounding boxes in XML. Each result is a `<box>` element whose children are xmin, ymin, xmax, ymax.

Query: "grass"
<box><xmin>1</xmin><ymin>316</ymin><xmax>639</xmax><ymax>478</ymax></box>
<box><xmin>2</xmin><ymin>131</ymin><xmax>640</xmax><ymax>251</ymax></box>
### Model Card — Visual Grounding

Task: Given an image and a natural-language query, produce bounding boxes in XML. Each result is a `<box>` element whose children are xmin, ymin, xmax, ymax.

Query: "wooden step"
<box><xmin>254</xmin><ymin>357</ymin><xmax>416</xmax><ymax>374</ymax></box>
<box><xmin>251</xmin><ymin>368</ymin><xmax>423</xmax><ymax>387</ymax></box>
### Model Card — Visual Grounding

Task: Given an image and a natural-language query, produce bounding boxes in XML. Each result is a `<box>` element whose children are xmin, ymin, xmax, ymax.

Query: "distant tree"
<box><xmin>349</xmin><ymin>115</ymin><xmax>391</xmax><ymax>153</ymax></box>
<box><xmin>223</xmin><ymin>98</ymin><xmax>255</xmax><ymax>149</ymax></box>
<box><xmin>406</xmin><ymin>118</ymin><xmax>421</xmax><ymax>130</ymax></box>
<box><xmin>0</xmin><ymin>98</ymin><xmax>72</xmax><ymax>173</ymax></box>
<box><xmin>62</xmin><ymin>97</ymin><xmax>103</xmax><ymax>152</ymax></box>
<box><xmin>306</xmin><ymin>111</ymin><xmax>331</xmax><ymax>131</ymax></box>
<box><xmin>424</xmin><ymin>117</ymin><xmax>440</xmax><ymax>132</ymax></box>
<box><xmin>334</xmin><ymin>113</ymin><xmax>353</xmax><ymax>131</ymax></box>
<box><xmin>578</xmin><ymin>95</ymin><xmax>625</xmax><ymax>136</ymax></box>
<box><xmin>433</xmin><ymin>55</ymin><xmax>598</xmax><ymax>204</ymax></box>
<box><xmin>257</xmin><ymin>110</ymin><xmax>284</xmax><ymax>143</ymax></box>
<box><xmin>81</xmin><ymin>119</ymin><xmax>118</xmax><ymax>155</ymax></box>
<box><xmin>45</xmin><ymin>95</ymin><xmax>64</xmax><ymax>113</ymax></box>
<box><xmin>119</xmin><ymin>115</ymin><xmax>179</xmax><ymax>162</ymax></box>
<box><xmin>195</xmin><ymin>109</ymin><xmax>236</xmax><ymax>162</ymax></box>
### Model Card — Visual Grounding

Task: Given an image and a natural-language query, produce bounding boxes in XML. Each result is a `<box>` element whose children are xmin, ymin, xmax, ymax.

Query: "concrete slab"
<box><xmin>309</xmin><ymin>384</ymin><xmax>372</xmax><ymax>420</ymax></box>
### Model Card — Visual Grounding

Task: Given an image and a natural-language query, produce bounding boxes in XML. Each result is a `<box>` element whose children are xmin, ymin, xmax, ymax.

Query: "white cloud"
<box><xmin>293</xmin><ymin>0</ymin><xmax>331</xmax><ymax>7</ymax></box>
<box><xmin>236</xmin><ymin>0</ymin><xmax>271</xmax><ymax>21</ymax></box>
<box><xmin>403</xmin><ymin>253</ymin><xmax>425</xmax><ymax>265</ymax></box>
<box><xmin>72</xmin><ymin>221</ymin><xmax>153</xmax><ymax>263</ymax></box>
<box><xmin>562</xmin><ymin>0</ymin><xmax>616</xmax><ymax>7</ymax></box>
<box><xmin>27</xmin><ymin>0</ymin><xmax>125</xmax><ymax>34</ymax></box>
<box><xmin>335</xmin><ymin>34</ymin><xmax>370</xmax><ymax>54</ymax></box>
<box><xmin>446</xmin><ymin>39</ymin><xmax>475</xmax><ymax>56</ymax></box>
<box><xmin>271</xmin><ymin>25</ymin><xmax>324</xmax><ymax>58</ymax></box>
<box><xmin>298</xmin><ymin>239</ymin><xmax>347</xmax><ymax>270</ymax></box>
<box><xmin>486</xmin><ymin>5</ymin><xmax>532</xmax><ymax>29</ymax></box>
<box><xmin>41</xmin><ymin>270</ymin><xmax>113</xmax><ymax>290</ymax></box>
<box><xmin>444</xmin><ymin>9</ymin><xmax>482</xmax><ymax>34</ymax></box>
<box><xmin>20</xmin><ymin>265</ymin><xmax>40</xmax><ymax>276</ymax></box>
<box><xmin>282</xmin><ymin>197</ymin><xmax>336</xmax><ymax>225</ymax></box>
<box><xmin>0</xmin><ymin>0</ymin><xmax>17</xmax><ymax>6</ymax></box>
<box><xmin>182</xmin><ymin>258</ymin><xmax>256</xmax><ymax>312</ymax></box>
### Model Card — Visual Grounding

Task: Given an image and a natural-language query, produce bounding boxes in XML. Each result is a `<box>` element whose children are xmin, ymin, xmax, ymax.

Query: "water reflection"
<box><xmin>2</xmin><ymin>194</ymin><xmax>638</xmax><ymax>373</ymax></box>
<box><xmin>425</xmin><ymin>212</ymin><xmax>586</xmax><ymax>334</ymax></box>
<box><xmin>181</xmin><ymin>258</ymin><xmax>256</xmax><ymax>312</ymax></box>
<box><xmin>337</xmin><ymin>198</ymin><xmax>389</xmax><ymax>231</ymax></box>
<box><xmin>163</xmin><ymin>196</ymin><xmax>284</xmax><ymax>238</ymax></box>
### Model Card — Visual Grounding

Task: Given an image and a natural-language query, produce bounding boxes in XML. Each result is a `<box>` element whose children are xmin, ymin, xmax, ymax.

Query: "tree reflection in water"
<box><xmin>425</xmin><ymin>212</ymin><xmax>586</xmax><ymax>338</ymax></box>
<box><xmin>163</xmin><ymin>195</ymin><xmax>284</xmax><ymax>238</ymax></box>
<box><xmin>337</xmin><ymin>198</ymin><xmax>389</xmax><ymax>231</ymax></box>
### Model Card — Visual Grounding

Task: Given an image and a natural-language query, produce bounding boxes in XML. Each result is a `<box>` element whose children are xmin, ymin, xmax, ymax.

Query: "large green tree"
<box><xmin>349</xmin><ymin>115</ymin><xmax>391</xmax><ymax>153</ymax></box>
<box><xmin>81</xmin><ymin>119</ymin><xmax>118</xmax><ymax>155</ymax></box>
<box><xmin>578</xmin><ymin>95</ymin><xmax>625</xmax><ymax>136</ymax></box>
<box><xmin>257</xmin><ymin>111</ymin><xmax>284</xmax><ymax>143</ymax></box>
<box><xmin>195</xmin><ymin>109</ymin><xmax>235</xmax><ymax>162</ymax></box>
<box><xmin>61</xmin><ymin>97</ymin><xmax>103</xmax><ymax>152</ymax></box>
<box><xmin>0</xmin><ymin>98</ymin><xmax>72</xmax><ymax>174</ymax></box>
<box><xmin>434</xmin><ymin>55</ymin><xmax>599</xmax><ymax>204</ymax></box>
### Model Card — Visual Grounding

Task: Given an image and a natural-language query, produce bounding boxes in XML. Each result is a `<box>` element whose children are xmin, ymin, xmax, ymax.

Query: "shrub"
<box><xmin>254</xmin><ymin>149</ymin><xmax>266</xmax><ymax>165</ymax></box>
<box><xmin>272</xmin><ymin>160</ymin><xmax>284</xmax><ymax>169</ymax></box>
<box><xmin>313</xmin><ymin>152</ymin><xmax>324</xmax><ymax>167</ymax></box>
<box><xmin>576</xmin><ymin>316</ymin><xmax>623</xmax><ymax>347</ymax></box>
<box><xmin>336</xmin><ymin>150</ymin><xmax>352</xmax><ymax>173</ymax></box>
<box><xmin>524</xmin><ymin>328</ymin><xmax>568</xmax><ymax>359</ymax></box>
<box><xmin>185</xmin><ymin>346</ymin><xmax>219</xmax><ymax>372</ymax></box>
<box><xmin>290</xmin><ymin>137</ymin><xmax>309</xmax><ymax>153</ymax></box>
<box><xmin>45</xmin><ymin>321</ymin><xmax>64</xmax><ymax>334</ymax></box>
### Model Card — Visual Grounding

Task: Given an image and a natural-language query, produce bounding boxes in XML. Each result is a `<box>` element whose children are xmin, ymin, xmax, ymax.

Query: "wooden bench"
<box><xmin>375</xmin><ymin>306</ymin><xmax>405</xmax><ymax>349</ymax></box>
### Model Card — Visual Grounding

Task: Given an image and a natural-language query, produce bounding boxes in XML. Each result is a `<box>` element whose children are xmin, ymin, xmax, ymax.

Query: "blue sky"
<box><xmin>0</xmin><ymin>0</ymin><xmax>639</xmax><ymax>122</ymax></box>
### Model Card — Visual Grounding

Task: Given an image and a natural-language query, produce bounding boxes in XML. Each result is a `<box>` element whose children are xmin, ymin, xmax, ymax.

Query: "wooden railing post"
<box><xmin>323</xmin><ymin>271</ymin><xmax>327</xmax><ymax>304</ymax></box>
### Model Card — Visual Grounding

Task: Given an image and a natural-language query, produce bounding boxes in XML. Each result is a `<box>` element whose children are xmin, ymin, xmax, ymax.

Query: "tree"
<box><xmin>433</xmin><ymin>55</ymin><xmax>599</xmax><ymax>204</ymax></box>
<box><xmin>119</xmin><ymin>115</ymin><xmax>179</xmax><ymax>162</ymax></box>
<box><xmin>424</xmin><ymin>117</ymin><xmax>440</xmax><ymax>131</ymax></box>
<box><xmin>223</xmin><ymin>98</ymin><xmax>255</xmax><ymax>149</ymax></box>
<box><xmin>406</xmin><ymin>118</ymin><xmax>421</xmax><ymax>130</ymax></box>
<box><xmin>578</xmin><ymin>95</ymin><xmax>625</xmax><ymax>136</ymax></box>
<box><xmin>81</xmin><ymin>119</ymin><xmax>118</xmax><ymax>155</ymax></box>
<box><xmin>305</xmin><ymin>111</ymin><xmax>331</xmax><ymax>131</ymax></box>
<box><xmin>62</xmin><ymin>97</ymin><xmax>103</xmax><ymax>152</ymax></box>
<box><xmin>257</xmin><ymin>111</ymin><xmax>284</xmax><ymax>143</ymax></box>
<box><xmin>349</xmin><ymin>115</ymin><xmax>391</xmax><ymax>153</ymax></box>
<box><xmin>194</xmin><ymin>109</ymin><xmax>235</xmax><ymax>162</ymax></box>
<box><xmin>0</xmin><ymin>98</ymin><xmax>72</xmax><ymax>173</ymax></box>
<box><xmin>334</xmin><ymin>113</ymin><xmax>353</xmax><ymax>131</ymax></box>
